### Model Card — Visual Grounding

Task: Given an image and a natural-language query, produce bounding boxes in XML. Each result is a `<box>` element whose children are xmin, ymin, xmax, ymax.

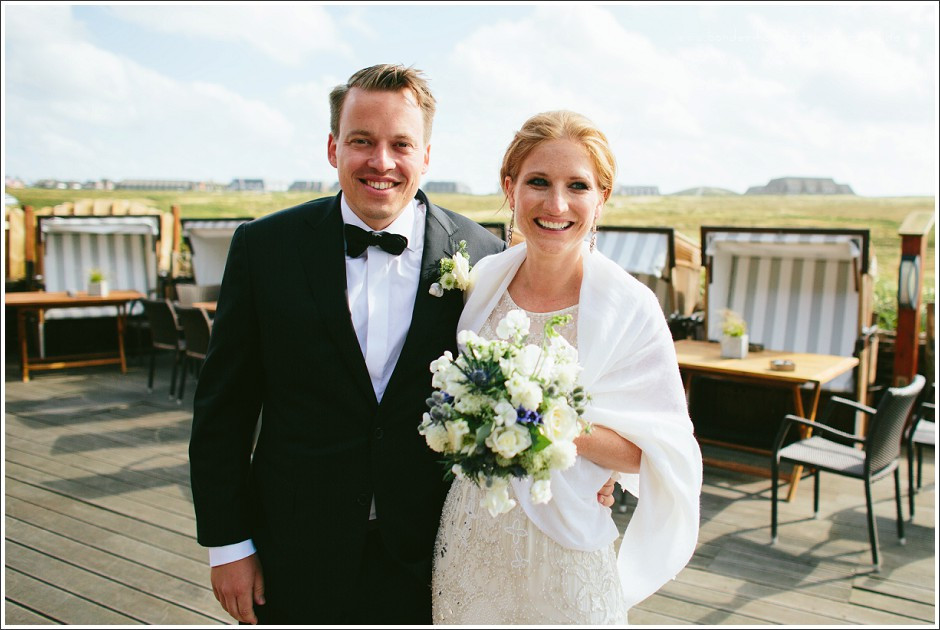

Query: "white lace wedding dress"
<box><xmin>431</xmin><ymin>292</ymin><xmax>629</xmax><ymax>625</ymax></box>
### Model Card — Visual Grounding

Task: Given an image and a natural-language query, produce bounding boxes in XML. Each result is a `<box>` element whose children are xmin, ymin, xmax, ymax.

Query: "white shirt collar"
<box><xmin>340</xmin><ymin>195</ymin><xmax>423</xmax><ymax>252</ymax></box>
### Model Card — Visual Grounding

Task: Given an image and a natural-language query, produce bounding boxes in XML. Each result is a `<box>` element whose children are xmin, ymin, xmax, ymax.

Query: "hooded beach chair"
<box><xmin>593</xmin><ymin>226</ymin><xmax>701</xmax><ymax>317</ymax></box>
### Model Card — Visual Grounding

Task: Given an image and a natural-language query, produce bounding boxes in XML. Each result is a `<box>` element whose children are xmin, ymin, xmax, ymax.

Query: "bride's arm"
<box><xmin>574</xmin><ymin>425</ymin><xmax>642</xmax><ymax>474</ymax></box>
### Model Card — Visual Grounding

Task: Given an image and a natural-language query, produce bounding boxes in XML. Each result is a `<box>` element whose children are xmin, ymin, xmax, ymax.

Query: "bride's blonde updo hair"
<box><xmin>499</xmin><ymin>110</ymin><xmax>616</xmax><ymax>202</ymax></box>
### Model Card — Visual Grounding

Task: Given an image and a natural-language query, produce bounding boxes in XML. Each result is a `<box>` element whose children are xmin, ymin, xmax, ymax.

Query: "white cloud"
<box><xmin>4</xmin><ymin>5</ymin><xmax>297</xmax><ymax>180</ymax></box>
<box><xmin>105</xmin><ymin>5</ymin><xmax>350</xmax><ymax>65</ymax></box>
<box><xmin>436</xmin><ymin>4</ymin><xmax>936</xmax><ymax>196</ymax></box>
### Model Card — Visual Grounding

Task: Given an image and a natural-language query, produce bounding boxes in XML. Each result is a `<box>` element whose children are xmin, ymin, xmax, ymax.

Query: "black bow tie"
<box><xmin>344</xmin><ymin>223</ymin><xmax>408</xmax><ymax>258</ymax></box>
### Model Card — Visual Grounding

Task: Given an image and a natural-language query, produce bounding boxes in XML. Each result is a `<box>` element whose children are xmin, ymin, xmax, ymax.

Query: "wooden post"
<box><xmin>893</xmin><ymin>211</ymin><xmax>935</xmax><ymax>386</ymax></box>
<box><xmin>23</xmin><ymin>205</ymin><xmax>36</xmax><ymax>289</ymax></box>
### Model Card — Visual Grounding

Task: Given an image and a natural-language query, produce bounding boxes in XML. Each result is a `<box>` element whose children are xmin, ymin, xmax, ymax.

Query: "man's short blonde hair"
<box><xmin>329</xmin><ymin>64</ymin><xmax>436</xmax><ymax>143</ymax></box>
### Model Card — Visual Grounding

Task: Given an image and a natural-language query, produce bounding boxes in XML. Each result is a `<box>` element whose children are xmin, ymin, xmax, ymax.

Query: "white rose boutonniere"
<box><xmin>429</xmin><ymin>240</ymin><xmax>472</xmax><ymax>297</ymax></box>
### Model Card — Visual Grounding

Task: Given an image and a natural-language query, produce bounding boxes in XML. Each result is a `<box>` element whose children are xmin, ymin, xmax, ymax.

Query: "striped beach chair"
<box><xmin>180</xmin><ymin>218</ymin><xmax>251</xmax><ymax>286</ymax></box>
<box><xmin>38</xmin><ymin>215</ymin><xmax>162</xmax><ymax>319</ymax></box>
<box><xmin>593</xmin><ymin>226</ymin><xmax>701</xmax><ymax>316</ymax></box>
<box><xmin>701</xmin><ymin>227</ymin><xmax>874</xmax><ymax>394</ymax></box>
<box><xmin>689</xmin><ymin>227</ymin><xmax>877</xmax><ymax>451</ymax></box>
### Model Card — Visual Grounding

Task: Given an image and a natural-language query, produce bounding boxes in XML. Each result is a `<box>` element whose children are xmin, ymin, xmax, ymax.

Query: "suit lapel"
<box><xmin>383</xmin><ymin>192</ymin><xmax>460</xmax><ymax>401</ymax></box>
<box><xmin>297</xmin><ymin>194</ymin><xmax>376</xmax><ymax>405</ymax></box>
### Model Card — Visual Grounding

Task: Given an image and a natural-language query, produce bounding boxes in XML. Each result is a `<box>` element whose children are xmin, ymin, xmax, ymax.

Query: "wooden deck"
<box><xmin>3</xmin><ymin>358</ymin><xmax>936</xmax><ymax>625</ymax></box>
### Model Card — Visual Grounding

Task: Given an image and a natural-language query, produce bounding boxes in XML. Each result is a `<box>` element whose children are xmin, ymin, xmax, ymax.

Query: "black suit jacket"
<box><xmin>189</xmin><ymin>190</ymin><xmax>504</xmax><ymax>620</ymax></box>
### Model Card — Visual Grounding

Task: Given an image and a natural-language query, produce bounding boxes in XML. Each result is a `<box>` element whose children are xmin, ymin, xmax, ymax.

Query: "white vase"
<box><xmin>720</xmin><ymin>334</ymin><xmax>748</xmax><ymax>359</ymax></box>
<box><xmin>88</xmin><ymin>280</ymin><xmax>109</xmax><ymax>297</ymax></box>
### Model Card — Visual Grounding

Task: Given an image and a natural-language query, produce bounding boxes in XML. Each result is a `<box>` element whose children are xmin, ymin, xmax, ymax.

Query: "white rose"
<box><xmin>485</xmin><ymin>423</ymin><xmax>532</xmax><ymax>459</ymax></box>
<box><xmin>452</xmin><ymin>253</ymin><xmax>471</xmax><ymax>290</ymax></box>
<box><xmin>493</xmin><ymin>399</ymin><xmax>517</xmax><ymax>426</ymax></box>
<box><xmin>505</xmin><ymin>374</ymin><xmax>543</xmax><ymax>411</ymax></box>
<box><xmin>481</xmin><ymin>477</ymin><xmax>516</xmax><ymax>517</ymax></box>
<box><xmin>496</xmin><ymin>309</ymin><xmax>530</xmax><ymax>341</ymax></box>
<box><xmin>422</xmin><ymin>424</ymin><xmax>449</xmax><ymax>453</ymax></box>
<box><xmin>445</xmin><ymin>419</ymin><xmax>471</xmax><ymax>451</ymax></box>
<box><xmin>541</xmin><ymin>440</ymin><xmax>578</xmax><ymax>469</ymax></box>
<box><xmin>541</xmin><ymin>400</ymin><xmax>580</xmax><ymax>443</ymax></box>
<box><xmin>530</xmin><ymin>479</ymin><xmax>553</xmax><ymax>504</ymax></box>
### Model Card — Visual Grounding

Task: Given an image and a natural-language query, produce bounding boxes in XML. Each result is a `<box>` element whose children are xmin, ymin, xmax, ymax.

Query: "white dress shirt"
<box><xmin>208</xmin><ymin>197</ymin><xmax>426</xmax><ymax>567</ymax></box>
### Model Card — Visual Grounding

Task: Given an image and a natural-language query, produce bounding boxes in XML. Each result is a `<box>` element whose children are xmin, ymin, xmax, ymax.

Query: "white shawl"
<box><xmin>457</xmin><ymin>242</ymin><xmax>703</xmax><ymax>610</ymax></box>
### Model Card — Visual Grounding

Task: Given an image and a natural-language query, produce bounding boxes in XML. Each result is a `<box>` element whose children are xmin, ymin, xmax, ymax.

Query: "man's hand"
<box><xmin>211</xmin><ymin>553</ymin><xmax>265</xmax><ymax>624</ymax></box>
<box><xmin>597</xmin><ymin>476</ymin><xmax>617</xmax><ymax>508</ymax></box>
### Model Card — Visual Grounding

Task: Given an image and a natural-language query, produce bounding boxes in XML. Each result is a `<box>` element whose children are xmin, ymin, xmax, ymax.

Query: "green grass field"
<box><xmin>8</xmin><ymin>188</ymin><xmax>936</xmax><ymax>318</ymax></box>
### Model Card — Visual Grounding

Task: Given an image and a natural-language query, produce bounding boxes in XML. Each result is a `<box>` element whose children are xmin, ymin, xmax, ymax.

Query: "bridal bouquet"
<box><xmin>419</xmin><ymin>309</ymin><xmax>590</xmax><ymax>517</ymax></box>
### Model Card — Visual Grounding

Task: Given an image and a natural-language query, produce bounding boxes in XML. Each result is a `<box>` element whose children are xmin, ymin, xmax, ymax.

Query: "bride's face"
<box><xmin>506</xmin><ymin>138</ymin><xmax>605</xmax><ymax>260</ymax></box>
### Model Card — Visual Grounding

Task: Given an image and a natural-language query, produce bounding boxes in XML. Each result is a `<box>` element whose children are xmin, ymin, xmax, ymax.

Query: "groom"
<box><xmin>188</xmin><ymin>64</ymin><xmax>505</xmax><ymax>625</ymax></box>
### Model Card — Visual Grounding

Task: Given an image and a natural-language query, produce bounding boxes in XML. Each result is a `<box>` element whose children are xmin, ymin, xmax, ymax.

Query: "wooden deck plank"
<box><xmin>5</xmin><ymin>478</ymin><xmax>204</xmax><ymax>562</ymax></box>
<box><xmin>4</xmin><ymin>567</ymin><xmax>139</xmax><ymax>624</ymax></box>
<box><xmin>8</xmin><ymin>460</ymin><xmax>196</xmax><ymax>536</ymax></box>
<box><xmin>5</xmin><ymin>517</ymin><xmax>225</xmax><ymax>623</ymax></box>
<box><xmin>6</xmin><ymin>495</ymin><xmax>209</xmax><ymax>587</ymax></box>
<box><xmin>5</xmin><ymin>539</ymin><xmax>214</xmax><ymax>625</ymax></box>
<box><xmin>3</xmin><ymin>600</ymin><xmax>60</xmax><ymax>625</ymax></box>
<box><xmin>6</xmin><ymin>443</ymin><xmax>195</xmax><ymax>518</ymax></box>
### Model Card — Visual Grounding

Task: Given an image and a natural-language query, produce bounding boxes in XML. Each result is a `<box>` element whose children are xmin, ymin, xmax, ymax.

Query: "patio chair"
<box><xmin>906</xmin><ymin>383</ymin><xmax>935</xmax><ymax>518</ymax></box>
<box><xmin>174</xmin><ymin>283</ymin><xmax>221</xmax><ymax>307</ymax></box>
<box><xmin>770</xmin><ymin>374</ymin><xmax>925</xmax><ymax>569</ymax></box>
<box><xmin>593</xmin><ymin>226</ymin><xmax>701</xmax><ymax>318</ymax></box>
<box><xmin>173</xmin><ymin>304</ymin><xmax>213</xmax><ymax>404</ymax></box>
<box><xmin>180</xmin><ymin>218</ymin><xmax>250</xmax><ymax>286</ymax></box>
<box><xmin>140</xmin><ymin>298</ymin><xmax>185</xmax><ymax>398</ymax></box>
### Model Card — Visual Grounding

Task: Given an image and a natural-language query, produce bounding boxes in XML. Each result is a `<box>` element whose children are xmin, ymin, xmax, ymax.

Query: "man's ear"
<box><xmin>421</xmin><ymin>143</ymin><xmax>431</xmax><ymax>175</ymax></box>
<box><xmin>327</xmin><ymin>133</ymin><xmax>338</xmax><ymax>168</ymax></box>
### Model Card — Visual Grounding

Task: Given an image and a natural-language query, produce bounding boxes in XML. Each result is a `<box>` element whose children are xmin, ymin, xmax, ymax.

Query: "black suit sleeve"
<box><xmin>189</xmin><ymin>223</ymin><xmax>265</xmax><ymax>547</ymax></box>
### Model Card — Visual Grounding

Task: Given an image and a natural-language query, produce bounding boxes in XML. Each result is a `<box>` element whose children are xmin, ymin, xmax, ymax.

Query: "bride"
<box><xmin>431</xmin><ymin>111</ymin><xmax>702</xmax><ymax>624</ymax></box>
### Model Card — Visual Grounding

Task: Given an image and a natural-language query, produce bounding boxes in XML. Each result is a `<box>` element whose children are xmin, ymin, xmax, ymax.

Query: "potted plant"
<box><xmin>88</xmin><ymin>269</ymin><xmax>109</xmax><ymax>297</ymax></box>
<box><xmin>720</xmin><ymin>309</ymin><xmax>748</xmax><ymax>359</ymax></box>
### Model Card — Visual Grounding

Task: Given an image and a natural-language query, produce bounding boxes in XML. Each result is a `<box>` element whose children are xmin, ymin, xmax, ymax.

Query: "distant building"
<box><xmin>616</xmin><ymin>185</ymin><xmax>660</xmax><ymax>196</ymax></box>
<box><xmin>746</xmin><ymin>177</ymin><xmax>854</xmax><ymax>195</ymax></box>
<box><xmin>5</xmin><ymin>176</ymin><xmax>26</xmax><ymax>189</ymax></box>
<box><xmin>423</xmin><ymin>181</ymin><xmax>472</xmax><ymax>194</ymax></box>
<box><xmin>117</xmin><ymin>179</ymin><xmax>194</xmax><ymax>191</ymax></box>
<box><xmin>228</xmin><ymin>178</ymin><xmax>265</xmax><ymax>192</ymax></box>
<box><xmin>289</xmin><ymin>180</ymin><xmax>323</xmax><ymax>192</ymax></box>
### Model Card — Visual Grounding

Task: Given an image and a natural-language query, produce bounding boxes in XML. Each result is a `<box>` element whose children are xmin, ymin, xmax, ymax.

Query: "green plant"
<box><xmin>88</xmin><ymin>268</ymin><xmax>106</xmax><ymax>283</ymax></box>
<box><xmin>721</xmin><ymin>309</ymin><xmax>747</xmax><ymax>337</ymax></box>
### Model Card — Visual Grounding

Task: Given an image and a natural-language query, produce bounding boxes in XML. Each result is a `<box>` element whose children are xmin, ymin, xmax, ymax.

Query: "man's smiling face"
<box><xmin>328</xmin><ymin>87</ymin><xmax>430</xmax><ymax>231</ymax></box>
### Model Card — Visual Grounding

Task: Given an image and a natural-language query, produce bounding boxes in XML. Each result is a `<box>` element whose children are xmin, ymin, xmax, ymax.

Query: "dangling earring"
<box><xmin>589</xmin><ymin>219</ymin><xmax>598</xmax><ymax>252</ymax></box>
<box><xmin>507</xmin><ymin>209</ymin><xmax>515</xmax><ymax>246</ymax></box>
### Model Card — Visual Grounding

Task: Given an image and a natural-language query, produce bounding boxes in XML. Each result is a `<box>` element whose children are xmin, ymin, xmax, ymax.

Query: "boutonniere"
<box><xmin>429</xmin><ymin>240</ymin><xmax>471</xmax><ymax>297</ymax></box>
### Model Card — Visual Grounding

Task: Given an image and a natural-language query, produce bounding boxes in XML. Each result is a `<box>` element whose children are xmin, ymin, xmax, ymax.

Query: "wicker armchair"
<box><xmin>770</xmin><ymin>375</ymin><xmax>925</xmax><ymax>569</ymax></box>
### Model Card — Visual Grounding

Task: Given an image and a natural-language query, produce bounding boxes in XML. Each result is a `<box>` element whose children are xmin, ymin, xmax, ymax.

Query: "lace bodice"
<box><xmin>478</xmin><ymin>291</ymin><xmax>579</xmax><ymax>347</ymax></box>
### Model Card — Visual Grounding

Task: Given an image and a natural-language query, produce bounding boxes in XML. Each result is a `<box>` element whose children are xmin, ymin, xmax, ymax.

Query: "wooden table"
<box><xmin>4</xmin><ymin>290</ymin><xmax>144</xmax><ymax>382</ymax></box>
<box><xmin>675</xmin><ymin>339</ymin><xmax>859</xmax><ymax>501</ymax></box>
<box><xmin>192</xmin><ymin>301</ymin><xmax>216</xmax><ymax>314</ymax></box>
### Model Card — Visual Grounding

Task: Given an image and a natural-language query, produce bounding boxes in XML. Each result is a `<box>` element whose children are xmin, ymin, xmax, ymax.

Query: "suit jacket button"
<box><xmin>374</xmin><ymin>428</ymin><xmax>384</xmax><ymax>440</ymax></box>
<box><xmin>357</xmin><ymin>494</ymin><xmax>369</xmax><ymax>506</ymax></box>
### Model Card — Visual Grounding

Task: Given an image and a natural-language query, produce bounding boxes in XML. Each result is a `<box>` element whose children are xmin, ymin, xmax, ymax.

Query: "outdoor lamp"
<box><xmin>897</xmin><ymin>254</ymin><xmax>920</xmax><ymax>310</ymax></box>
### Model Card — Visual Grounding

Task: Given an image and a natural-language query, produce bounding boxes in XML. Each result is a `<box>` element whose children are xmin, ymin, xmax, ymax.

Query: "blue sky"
<box><xmin>3</xmin><ymin>3</ymin><xmax>937</xmax><ymax>196</ymax></box>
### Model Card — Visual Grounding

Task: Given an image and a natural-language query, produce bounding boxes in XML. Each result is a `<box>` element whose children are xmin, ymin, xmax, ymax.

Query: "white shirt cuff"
<box><xmin>208</xmin><ymin>539</ymin><xmax>256</xmax><ymax>567</ymax></box>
